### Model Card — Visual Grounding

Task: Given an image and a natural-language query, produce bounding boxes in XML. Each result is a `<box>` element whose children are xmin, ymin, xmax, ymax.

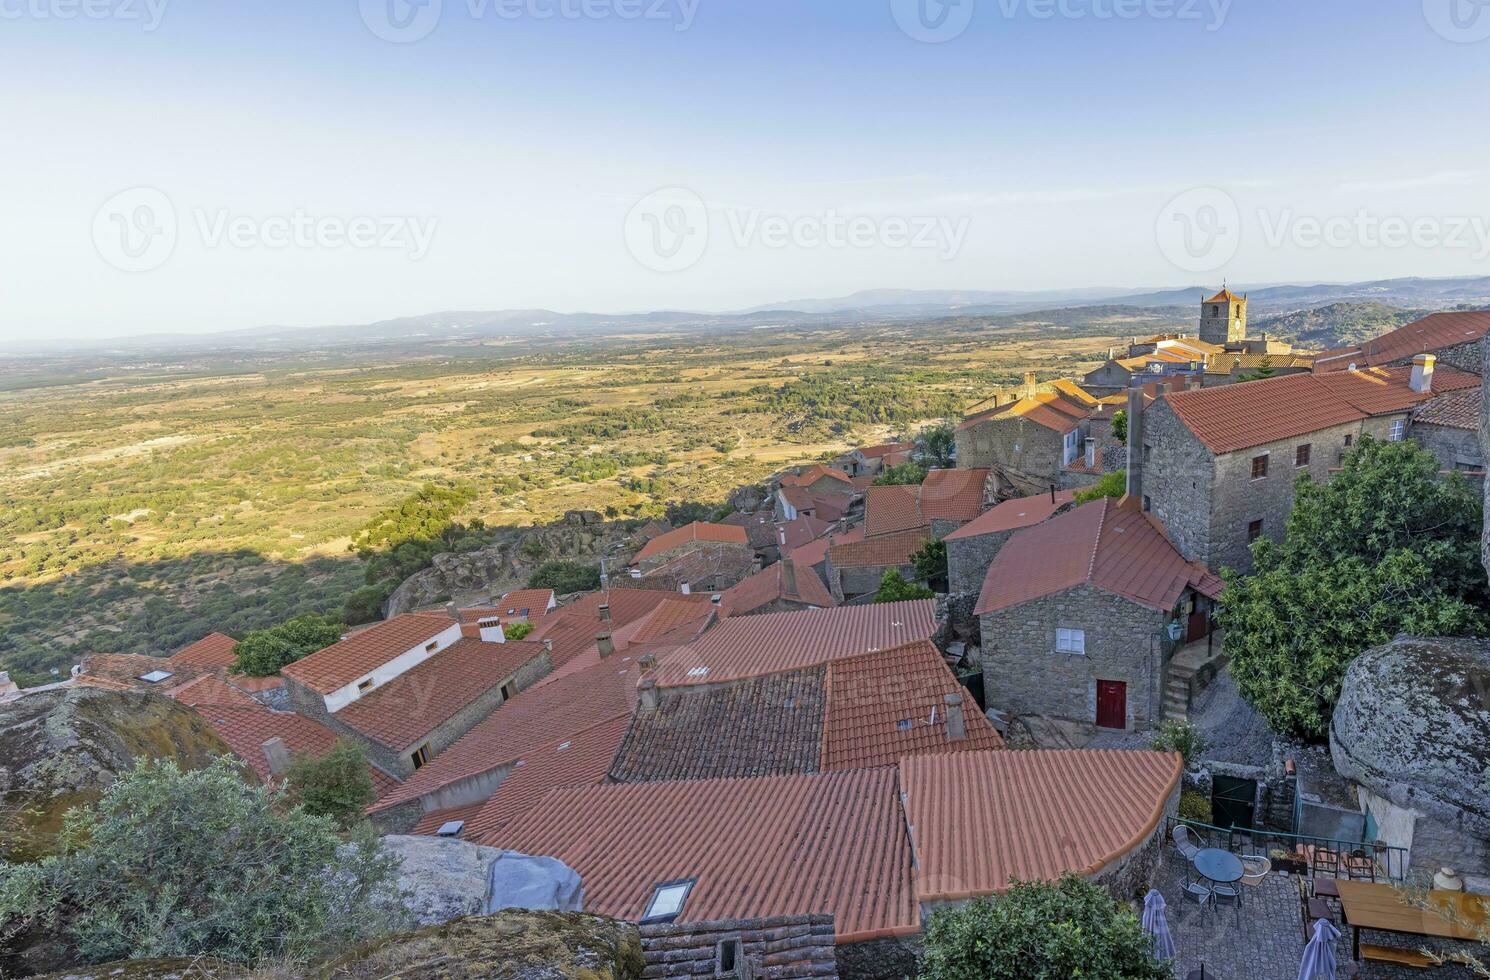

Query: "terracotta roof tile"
<box><xmin>778</xmin><ymin>486</ymin><xmax>853</xmax><ymax>522</ymax></box>
<box><xmin>821</xmin><ymin>641</ymin><xmax>1002</xmax><ymax>770</ymax></box>
<box><xmin>489</xmin><ymin>767</ymin><xmax>918</xmax><ymax>943</ymax></box>
<box><xmin>169</xmin><ymin>633</ymin><xmax>239</xmax><ymax>670</ymax></box>
<box><xmin>958</xmin><ymin>390</ymin><xmax>1093</xmax><ymax>435</ymax></box>
<box><xmin>782</xmin><ymin>465</ymin><xmax>855</xmax><ymax>490</ymax></box>
<box><xmin>650</xmin><ymin>600</ymin><xmax>938</xmax><ymax>688</ymax></box>
<box><xmin>776</xmin><ymin>515</ymin><xmax>834</xmax><ymax>553</ymax></box>
<box><xmin>194</xmin><ymin>704</ymin><xmax>401</xmax><ymax>797</ymax></box>
<box><xmin>634</xmin><ymin>522</ymin><xmax>750</xmax><ymax>563</ymax></box>
<box><xmin>332</xmin><ymin>637</ymin><xmax>549</xmax><ymax>751</ymax></box>
<box><xmin>854</xmin><ymin>442</ymin><xmax>915</xmax><ymax>459</ymax></box>
<box><xmin>919</xmin><ymin>468</ymin><xmax>989</xmax><ymax>523</ymax></box>
<box><xmin>410</xmin><ymin>802</ymin><xmax>485</xmax><ymax>837</ymax></box>
<box><xmin>720</xmin><ymin>560</ymin><xmax>836</xmax><ymax>616</ymax></box>
<box><xmin>864</xmin><ymin>484</ymin><xmax>924</xmax><ymax>537</ymax></box>
<box><xmin>827</xmin><ymin>528</ymin><xmax>929</xmax><ymax>568</ymax></box>
<box><xmin>1315</xmin><ymin>311</ymin><xmax>1490</xmax><ymax>370</ymax></box>
<box><xmin>975</xmin><ymin>498</ymin><xmax>1224</xmax><ymax>615</ymax></box>
<box><xmin>280</xmin><ymin>614</ymin><xmax>456</xmax><ymax>695</ymax></box>
<box><xmin>1414</xmin><ymin>386</ymin><xmax>1482</xmax><ymax>430</ymax></box>
<box><xmin>792</xmin><ymin>525</ymin><xmax>863</xmax><ymax>568</ymax></box>
<box><xmin>1316</xmin><ymin>364</ymin><xmax>1478</xmax><ymax>415</ymax></box>
<box><xmin>608</xmin><ymin>669</ymin><xmax>826</xmax><ymax>784</ymax></box>
<box><xmin>528</xmin><ymin>590</ymin><xmax>716</xmax><ymax>669</ymax></box>
<box><xmin>167</xmin><ymin>674</ymin><xmax>261</xmax><ymax>710</ymax></box>
<box><xmin>81</xmin><ymin>653</ymin><xmax>214</xmax><ymax>690</ymax></box>
<box><xmin>900</xmin><ymin>749</ymin><xmax>1181</xmax><ymax>902</ymax></box>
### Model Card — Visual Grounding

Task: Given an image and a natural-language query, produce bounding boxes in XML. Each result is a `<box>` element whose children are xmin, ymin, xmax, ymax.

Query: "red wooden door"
<box><xmin>1096</xmin><ymin>681</ymin><xmax>1127</xmax><ymax>729</ymax></box>
<box><xmin>1187</xmin><ymin>608</ymin><xmax>1210</xmax><ymax>643</ymax></box>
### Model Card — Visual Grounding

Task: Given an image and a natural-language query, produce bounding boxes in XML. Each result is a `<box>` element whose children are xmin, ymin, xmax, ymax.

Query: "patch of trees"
<box><xmin>874</xmin><ymin>462</ymin><xmax>928</xmax><ymax>486</ymax></box>
<box><xmin>528</xmin><ymin>560</ymin><xmax>602</xmax><ymax>594</ymax></box>
<box><xmin>533</xmin><ymin>409</ymin><xmax>667</xmax><ymax>442</ymax></box>
<box><xmin>1221</xmin><ymin>438</ymin><xmax>1487</xmax><ymax>741</ymax></box>
<box><xmin>875</xmin><ymin>569</ymin><xmax>935</xmax><ymax>603</ymax></box>
<box><xmin>233</xmin><ymin>611</ymin><xmax>347</xmax><ymax>676</ymax></box>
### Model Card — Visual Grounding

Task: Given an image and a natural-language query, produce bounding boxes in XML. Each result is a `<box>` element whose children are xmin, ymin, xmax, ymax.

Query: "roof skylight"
<box><xmin>642</xmin><ymin>879</ymin><xmax>695</xmax><ymax>924</ymax></box>
<box><xmin>138</xmin><ymin>670</ymin><xmax>173</xmax><ymax>683</ymax></box>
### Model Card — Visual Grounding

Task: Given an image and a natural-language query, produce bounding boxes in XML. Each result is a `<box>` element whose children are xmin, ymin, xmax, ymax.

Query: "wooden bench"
<box><xmin>1360</xmin><ymin>944</ymin><xmax>1435</xmax><ymax>969</ymax></box>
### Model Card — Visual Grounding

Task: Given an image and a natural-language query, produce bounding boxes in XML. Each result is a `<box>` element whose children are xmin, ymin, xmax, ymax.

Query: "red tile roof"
<box><xmin>975</xmin><ymin>498</ymin><xmax>1224</xmax><ymax>616</ymax></box>
<box><xmin>493</xmin><ymin>589</ymin><xmax>556</xmax><ymax>619</ymax></box>
<box><xmin>489</xmin><ymin>767</ymin><xmax>918</xmax><ymax>943</ymax></box>
<box><xmin>793</xmin><ymin>525</ymin><xmax>862</xmax><ymax>568</ymax></box>
<box><xmin>776</xmin><ymin>515</ymin><xmax>834</xmax><ymax>553</ymax></box>
<box><xmin>650</xmin><ymin>600</ymin><xmax>938</xmax><ymax>688</ymax></box>
<box><xmin>853</xmin><ymin>442</ymin><xmax>915</xmax><ymax>459</ymax></box>
<box><xmin>167</xmin><ymin>674</ymin><xmax>261</xmax><ymax>710</ymax></box>
<box><xmin>864</xmin><ymin>484</ymin><xmax>926</xmax><ymax>537</ymax></box>
<box><xmin>778</xmin><ymin>486</ymin><xmax>853</xmax><ymax>522</ymax></box>
<box><xmin>527</xmin><ymin>590</ymin><xmax>716</xmax><ymax>668</ymax></box>
<box><xmin>1414</xmin><ymin>386</ymin><xmax>1481</xmax><ymax>430</ymax></box>
<box><xmin>332</xmin><ymin>637</ymin><xmax>548</xmax><ymax>751</ymax></box>
<box><xmin>368</xmin><ymin>651</ymin><xmax>650</xmax><ymax>813</ymax></box>
<box><xmin>194</xmin><ymin>704</ymin><xmax>401</xmax><ymax>797</ymax></box>
<box><xmin>919</xmin><ymin>468</ymin><xmax>989</xmax><ymax>523</ymax></box>
<box><xmin>534</xmin><ymin>600</ymin><xmax>714</xmax><ymax>688</ymax></box>
<box><xmin>720</xmin><ymin>560</ymin><xmax>836</xmax><ymax>616</ymax></box>
<box><xmin>1165</xmin><ymin>366</ymin><xmax>1478</xmax><ymax>454</ymax></box>
<box><xmin>821</xmin><ymin>641</ymin><xmax>1003</xmax><ymax>770</ymax></box>
<box><xmin>169</xmin><ymin>633</ymin><xmax>239</xmax><ymax>670</ymax></box>
<box><xmin>958</xmin><ymin>390</ymin><xmax>1093</xmax><ymax>435</ymax></box>
<box><xmin>280</xmin><ymin>614</ymin><xmax>454</xmax><ymax>695</ymax></box>
<box><xmin>461</xmin><ymin>715</ymin><xmax>633</xmax><ymax>843</ymax></box>
<box><xmin>781</xmin><ymin>465</ymin><xmax>855</xmax><ymax>490</ymax></box>
<box><xmin>410</xmin><ymin>802</ymin><xmax>485</xmax><ymax>837</ymax></box>
<box><xmin>945</xmin><ymin>490</ymin><xmax>1076</xmax><ymax>541</ymax></box>
<box><xmin>634</xmin><ymin>522</ymin><xmax>750</xmax><ymax>563</ymax></box>
<box><xmin>827</xmin><ymin>528</ymin><xmax>929</xmax><ymax>569</ymax></box>
<box><xmin>1207</xmin><ymin>287</ymin><xmax>1244</xmax><ymax>304</ymax></box>
<box><xmin>900</xmin><ymin>749</ymin><xmax>1181</xmax><ymax>902</ymax></box>
<box><xmin>1314</xmin><ymin>311</ymin><xmax>1490</xmax><ymax>371</ymax></box>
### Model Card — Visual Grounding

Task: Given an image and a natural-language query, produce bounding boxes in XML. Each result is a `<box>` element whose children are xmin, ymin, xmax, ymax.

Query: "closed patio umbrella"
<box><xmin>1299</xmin><ymin>917</ymin><xmax>1341</xmax><ymax>980</ymax></box>
<box><xmin>1143</xmin><ymin>888</ymin><xmax>1176</xmax><ymax>961</ymax></box>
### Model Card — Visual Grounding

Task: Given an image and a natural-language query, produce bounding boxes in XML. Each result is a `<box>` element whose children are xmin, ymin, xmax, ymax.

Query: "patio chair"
<box><xmin>1295</xmin><ymin>876</ymin><xmax>1334</xmax><ymax>940</ymax></box>
<box><xmin>1312</xmin><ymin>847</ymin><xmax>1340</xmax><ymax>879</ymax></box>
<box><xmin>1172</xmin><ymin>824</ymin><xmax>1204</xmax><ymax>862</ymax></box>
<box><xmin>1212</xmin><ymin>882</ymin><xmax>1242</xmax><ymax>907</ymax></box>
<box><xmin>1238</xmin><ymin>854</ymin><xmax>1271</xmax><ymax>886</ymax></box>
<box><xmin>1184</xmin><ymin>880</ymin><xmax>1214</xmax><ymax>908</ymax></box>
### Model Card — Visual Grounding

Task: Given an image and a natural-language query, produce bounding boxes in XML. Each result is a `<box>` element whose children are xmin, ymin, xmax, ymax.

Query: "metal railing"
<box><xmin>1167</xmin><ymin>816</ymin><xmax>1411</xmax><ymax>882</ymax></box>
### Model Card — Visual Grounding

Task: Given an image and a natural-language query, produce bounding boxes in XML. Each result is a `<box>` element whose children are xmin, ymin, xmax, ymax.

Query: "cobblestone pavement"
<box><xmin>1153</xmin><ymin>851</ymin><xmax>1479</xmax><ymax>979</ymax></box>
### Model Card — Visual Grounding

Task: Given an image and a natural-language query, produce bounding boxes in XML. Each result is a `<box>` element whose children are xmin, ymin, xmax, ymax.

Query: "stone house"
<box><xmin>825</xmin><ymin>529</ymin><xmax>930</xmax><ymax>601</ymax></box>
<box><xmin>781</xmin><ymin>464</ymin><xmax>858</xmax><ymax>496</ymax></box>
<box><xmin>1314</xmin><ymin>309</ymin><xmax>1490</xmax><ymax>375</ymax></box>
<box><xmin>280</xmin><ymin>612</ymin><xmax>551</xmax><ymax>777</ymax></box>
<box><xmin>838</xmin><ymin>441</ymin><xmax>914</xmax><ymax>478</ymax></box>
<box><xmin>977</xmin><ymin>497</ymin><xmax>1223</xmax><ymax>732</ymax></box>
<box><xmin>718</xmin><ymin>557</ymin><xmax>837</xmax><ymax>616</ymax></box>
<box><xmin>1412</xmin><ymin>386</ymin><xmax>1484</xmax><ymax>479</ymax></box>
<box><xmin>943</xmin><ymin>489</ymin><xmax>1075</xmax><ymax>598</ymax></box>
<box><xmin>955</xmin><ymin>386</ymin><xmax>1098</xmax><ymax>497</ymax></box>
<box><xmin>774</xmin><ymin>485</ymin><xmax>855</xmax><ymax>524</ymax></box>
<box><xmin>631</xmin><ymin>521</ymin><xmax>753</xmax><ymax>572</ymax></box>
<box><xmin>1139</xmin><ymin>357</ymin><xmax>1480</xmax><ymax>574</ymax></box>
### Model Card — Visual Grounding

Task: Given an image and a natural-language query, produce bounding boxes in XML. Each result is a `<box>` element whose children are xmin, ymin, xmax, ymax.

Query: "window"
<box><xmin>1251</xmin><ymin>454</ymin><xmax>1269</xmax><ymax>479</ymax></box>
<box><xmin>1143</xmin><ymin>444</ymin><xmax>1152</xmax><ymax>463</ymax></box>
<box><xmin>1344</xmin><ymin>433</ymin><xmax>1354</xmax><ymax>448</ymax></box>
<box><xmin>1389</xmin><ymin>419</ymin><xmax>1406</xmax><ymax>442</ymax></box>
<box><xmin>500</xmin><ymin>680</ymin><xmax>517</xmax><ymax>701</ymax></box>
<box><xmin>357</xmin><ymin>678</ymin><xmax>374</xmax><ymax>693</ymax></box>
<box><xmin>424</xmin><ymin>640</ymin><xmax>439</xmax><ymax>652</ymax></box>
<box><xmin>138</xmin><ymin>670</ymin><xmax>173</xmax><ymax>684</ymax></box>
<box><xmin>642</xmin><ymin>879</ymin><xmax>695</xmax><ymax>924</ymax></box>
<box><xmin>1247</xmin><ymin>519</ymin><xmax>1264</xmax><ymax>543</ymax></box>
<box><xmin>1063</xmin><ymin>429</ymin><xmax>1079</xmax><ymax>465</ymax></box>
<box><xmin>1056</xmin><ymin>628</ymin><xmax>1085</xmax><ymax>655</ymax></box>
<box><xmin>1295</xmin><ymin>444</ymin><xmax>1311</xmax><ymax>467</ymax></box>
<box><xmin>1142</xmin><ymin>495</ymin><xmax>1152</xmax><ymax>513</ymax></box>
<box><xmin>411</xmin><ymin>743</ymin><xmax>432</xmax><ymax>769</ymax></box>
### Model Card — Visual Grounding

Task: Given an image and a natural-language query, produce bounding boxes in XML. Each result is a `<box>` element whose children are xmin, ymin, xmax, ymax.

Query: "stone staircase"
<box><xmin>1162</xmin><ymin>665</ymin><xmax>1195</xmax><ymax>722</ymax></box>
<box><xmin>1163</xmin><ymin>631</ymin><xmax>1227</xmax><ymax>722</ymax></box>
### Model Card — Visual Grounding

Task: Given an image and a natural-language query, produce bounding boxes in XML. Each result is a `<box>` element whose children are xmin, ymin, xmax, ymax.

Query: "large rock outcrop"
<box><xmin>0</xmin><ymin>686</ymin><xmax>234</xmax><ymax>861</ymax></box>
<box><xmin>322</xmin><ymin>910</ymin><xmax>644</xmax><ymax>980</ymax></box>
<box><xmin>383</xmin><ymin>835</ymin><xmax>583</xmax><ymax>926</ymax></box>
<box><xmin>1331</xmin><ymin>636</ymin><xmax>1490</xmax><ymax>876</ymax></box>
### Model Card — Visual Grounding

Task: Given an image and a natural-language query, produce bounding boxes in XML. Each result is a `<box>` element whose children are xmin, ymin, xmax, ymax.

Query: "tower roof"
<box><xmin>1206</xmin><ymin>287</ymin><xmax>1245</xmax><ymax>304</ymax></box>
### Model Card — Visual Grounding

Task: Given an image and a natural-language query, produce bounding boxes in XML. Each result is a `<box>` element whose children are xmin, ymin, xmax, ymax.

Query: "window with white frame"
<box><xmin>1389</xmin><ymin>419</ymin><xmax>1406</xmax><ymax>442</ymax></box>
<box><xmin>1063</xmin><ymin>430</ymin><xmax>1079</xmax><ymax>465</ymax></box>
<box><xmin>1056</xmin><ymin>628</ymin><xmax>1086</xmax><ymax>654</ymax></box>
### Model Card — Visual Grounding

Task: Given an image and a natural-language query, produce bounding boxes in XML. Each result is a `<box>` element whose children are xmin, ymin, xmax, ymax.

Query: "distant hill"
<box><xmin>1253</xmin><ymin>302</ymin><xmax>1430</xmax><ymax>350</ymax></box>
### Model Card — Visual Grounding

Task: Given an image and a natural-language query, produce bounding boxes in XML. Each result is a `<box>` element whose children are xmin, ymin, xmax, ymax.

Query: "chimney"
<box><xmin>944</xmin><ymin>694</ymin><xmax>967</xmax><ymax>742</ymax></box>
<box><xmin>639</xmin><ymin>653</ymin><xmax>656</xmax><ymax>674</ymax></box>
<box><xmin>596</xmin><ymin>633</ymin><xmax>614</xmax><ymax>659</ymax></box>
<box><xmin>478</xmin><ymin>617</ymin><xmax>506</xmax><ymax>644</ymax></box>
<box><xmin>711</xmin><ymin>593</ymin><xmax>722</xmax><ymax>605</ymax></box>
<box><xmin>1084</xmin><ymin>438</ymin><xmax>1096</xmax><ymax>469</ymax></box>
<box><xmin>1023</xmin><ymin>370</ymin><xmax>1036</xmax><ymax>388</ymax></box>
<box><xmin>1126</xmin><ymin>386</ymin><xmax>1145</xmax><ymax>503</ymax></box>
<box><xmin>261</xmin><ymin>737</ymin><xmax>290</xmax><ymax>777</ymax></box>
<box><xmin>598</xmin><ymin>602</ymin><xmax>611</xmax><ymax>622</ymax></box>
<box><xmin>445</xmin><ymin>601</ymin><xmax>459</xmax><ymax>622</ymax></box>
<box><xmin>781</xmin><ymin>557</ymin><xmax>798</xmax><ymax>598</ymax></box>
<box><xmin>639</xmin><ymin>678</ymin><xmax>659</xmax><ymax>712</ymax></box>
<box><xmin>679</xmin><ymin>581</ymin><xmax>692</xmax><ymax>595</ymax></box>
<box><xmin>1188</xmin><ymin>375</ymin><xmax>1202</xmax><ymax>391</ymax></box>
<box><xmin>542</xmin><ymin>638</ymin><xmax>554</xmax><ymax>653</ymax></box>
<box><xmin>1411</xmin><ymin>353</ymin><xmax>1436</xmax><ymax>394</ymax></box>
<box><xmin>1108</xmin><ymin>347</ymin><xmax>1116</xmax><ymax>360</ymax></box>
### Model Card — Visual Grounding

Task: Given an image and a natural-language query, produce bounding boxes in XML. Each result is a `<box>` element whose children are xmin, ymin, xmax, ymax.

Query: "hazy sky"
<box><xmin>3</xmin><ymin>0</ymin><xmax>1490</xmax><ymax>340</ymax></box>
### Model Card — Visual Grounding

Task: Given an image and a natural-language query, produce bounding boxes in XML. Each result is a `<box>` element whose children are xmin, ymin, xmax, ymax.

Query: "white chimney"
<box><xmin>445</xmin><ymin>601</ymin><xmax>459</xmax><ymax>622</ymax></box>
<box><xmin>598</xmin><ymin>603</ymin><xmax>611</xmax><ymax>622</ymax></box>
<box><xmin>639</xmin><ymin>678</ymin><xmax>659</xmax><ymax>712</ymax></box>
<box><xmin>261</xmin><ymin>737</ymin><xmax>291</xmax><ymax>777</ymax></box>
<box><xmin>597</xmin><ymin>632</ymin><xmax>615</xmax><ymax>659</ymax></box>
<box><xmin>1410</xmin><ymin>353</ymin><xmax>1436</xmax><ymax>394</ymax></box>
<box><xmin>679</xmin><ymin>581</ymin><xmax>691</xmax><ymax>595</ymax></box>
<box><xmin>478</xmin><ymin>617</ymin><xmax>506</xmax><ymax>644</ymax></box>
<box><xmin>1084</xmin><ymin>438</ymin><xmax>1096</xmax><ymax>469</ymax></box>
<box><xmin>944</xmin><ymin>694</ymin><xmax>967</xmax><ymax>742</ymax></box>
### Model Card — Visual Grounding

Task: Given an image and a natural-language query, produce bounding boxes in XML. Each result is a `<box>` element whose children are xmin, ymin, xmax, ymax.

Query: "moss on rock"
<box><xmin>32</xmin><ymin>957</ymin><xmax>242</xmax><ymax>980</ymax></box>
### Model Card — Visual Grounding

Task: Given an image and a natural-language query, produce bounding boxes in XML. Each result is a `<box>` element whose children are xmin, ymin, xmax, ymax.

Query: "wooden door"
<box><xmin>1096</xmin><ymin>681</ymin><xmax>1127</xmax><ymax>729</ymax></box>
<box><xmin>1186</xmin><ymin>607</ymin><xmax>1210</xmax><ymax>643</ymax></box>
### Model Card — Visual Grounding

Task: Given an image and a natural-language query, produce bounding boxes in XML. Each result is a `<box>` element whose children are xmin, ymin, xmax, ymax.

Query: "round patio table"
<box><xmin>1193</xmin><ymin>848</ymin><xmax>1244</xmax><ymax>885</ymax></box>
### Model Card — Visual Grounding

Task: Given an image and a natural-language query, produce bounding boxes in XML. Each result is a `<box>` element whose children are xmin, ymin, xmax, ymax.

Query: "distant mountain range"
<box><xmin>11</xmin><ymin>276</ymin><xmax>1490</xmax><ymax>356</ymax></box>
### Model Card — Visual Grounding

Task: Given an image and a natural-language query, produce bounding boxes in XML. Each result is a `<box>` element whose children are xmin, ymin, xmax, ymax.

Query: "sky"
<box><xmin>2</xmin><ymin>0</ymin><xmax>1490</xmax><ymax>340</ymax></box>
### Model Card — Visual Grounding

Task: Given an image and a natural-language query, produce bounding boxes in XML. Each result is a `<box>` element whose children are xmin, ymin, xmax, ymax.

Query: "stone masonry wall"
<box><xmin>1415</xmin><ymin>422</ymin><xmax>1483</xmax><ymax>474</ymax></box>
<box><xmin>947</xmin><ymin>530</ymin><xmax>1014</xmax><ymax>597</ymax></box>
<box><xmin>980</xmin><ymin>583</ymin><xmax>1171</xmax><ymax>731</ymax></box>
<box><xmin>955</xmin><ymin>417</ymin><xmax>1073</xmax><ymax>497</ymax></box>
<box><xmin>1140</xmin><ymin>399</ymin><xmax>1215</xmax><ymax>567</ymax></box>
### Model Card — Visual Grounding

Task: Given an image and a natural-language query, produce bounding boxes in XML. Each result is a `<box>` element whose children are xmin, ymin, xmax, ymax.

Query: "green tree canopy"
<box><xmin>1074</xmin><ymin>470</ymin><xmax>1126</xmax><ymax>503</ymax></box>
<box><xmin>284</xmin><ymin>739</ymin><xmax>376</xmax><ymax>831</ymax></box>
<box><xmin>529</xmin><ymin>559</ymin><xmax>602</xmax><ymax>594</ymax></box>
<box><xmin>1220</xmin><ymin>437</ymin><xmax>1487</xmax><ymax>740</ymax></box>
<box><xmin>874</xmin><ymin>462</ymin><xmax>928</xmax><ymax>486</ymax></box>
<box><xmin>0</xmin><ymin>758</ymin><xmax>404</xmax><ymax>967</ymax></box>
<box><xmin>875</xmin><ymin>568</ymin><xmax>935</xmax><ymax>603</ymax></box>
<box><xmin>1111</xmin><ymin>409</ymin><xmax>1128</xmax><ymax>444</ymax></box>
<box><xmin>233</xmin><ymin>611</ymin><xmax>346</xmax><ymax>677</ymax></box>
<box><xmin>911</xmin><ymin>538</ymin><xmax>949</xmax><ymax>593</ymax></box>
<box><xmin>920</xmin><ymin>875</ymin><xmax>1170</xmax><ymax>980</ymax></box>
<box><xmin>917</xmin><ymin>421</ymin><xmax>957</xmax><ymax>469</ymax></box>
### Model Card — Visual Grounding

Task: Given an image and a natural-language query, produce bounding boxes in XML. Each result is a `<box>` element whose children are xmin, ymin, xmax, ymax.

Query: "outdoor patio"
<box><xmin>1154</xmin><ymin>847</ymin><xmax>1481</xmax><ymax>979</ymax></box>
